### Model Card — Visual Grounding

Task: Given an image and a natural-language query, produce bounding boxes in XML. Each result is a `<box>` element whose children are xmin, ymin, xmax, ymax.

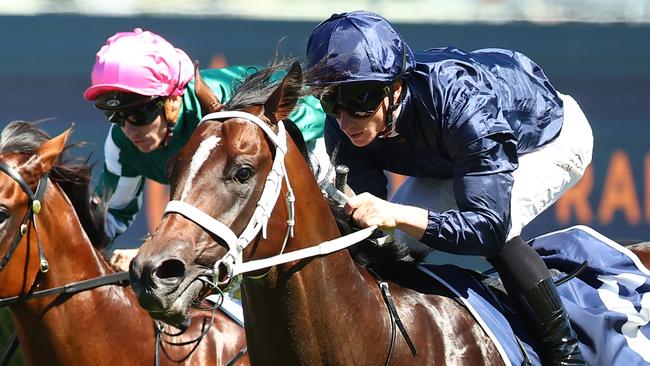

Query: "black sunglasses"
<box><xmin>320</xmin><ymin>83</ymin><xmax>391</xmax><ymax>119</ymax></box>
<box><xmin>102</xmin><ymin>98</ymin><xmax>164</xmax><ymax>127</ymax></box>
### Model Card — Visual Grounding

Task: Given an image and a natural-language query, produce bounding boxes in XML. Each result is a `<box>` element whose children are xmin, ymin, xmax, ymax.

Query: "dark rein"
<box><xmin>0</xmin><ymin>271</ymin><xmax>130</xmax><ymax>307</ymax></box>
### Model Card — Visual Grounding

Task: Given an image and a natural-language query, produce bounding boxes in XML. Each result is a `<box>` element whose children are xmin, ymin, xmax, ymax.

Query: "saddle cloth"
<box><xmin>419</xmin><ymin>225</ymin><xmax>650</xmax><ymax>366</ymax></box>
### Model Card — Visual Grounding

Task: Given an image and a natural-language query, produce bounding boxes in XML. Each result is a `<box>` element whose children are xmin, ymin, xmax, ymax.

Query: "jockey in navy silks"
<box><xmin>306</xmin><ymin>11</ymin><xmax>593</xmax><ymax>365</ymax></box>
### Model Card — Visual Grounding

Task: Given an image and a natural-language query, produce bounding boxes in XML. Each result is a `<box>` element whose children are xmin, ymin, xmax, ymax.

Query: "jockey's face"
<box><xmin>120</xmin><ymin>96</ymin><xmax>181</xmax><ymax>153</ymax></box>
<box><xmin>121</xmin><ymin>113</ymin><xmax>167</xmax><ymax>153</ymax></box>
<box><xmin>334</xmin><ymin>80</ymin><xmax>402</xmax><ymax>147</ymax></box>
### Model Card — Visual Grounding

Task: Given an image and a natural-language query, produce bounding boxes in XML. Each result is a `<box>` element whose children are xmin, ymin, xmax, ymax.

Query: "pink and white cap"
<box><xmin>83</xmin><ymin>28</ymin><xmax>194</xmax><ymax>101</ymax></box>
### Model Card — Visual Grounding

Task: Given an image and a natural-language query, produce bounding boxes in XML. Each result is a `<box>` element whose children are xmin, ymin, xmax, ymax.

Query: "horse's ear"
<box><xmin>20</xmin><ymin>127</ymin><xmax>72</xmax><ymax>183</ymax></box>
<box><xmin>193</xmin><ymin>61</ymin><xmax>224</xmax><ymax>115</ymax></box>
<box><xmin>264</xmin><ymin>61</ymin><xmax>303</xmax><ymax>124</ymax></box>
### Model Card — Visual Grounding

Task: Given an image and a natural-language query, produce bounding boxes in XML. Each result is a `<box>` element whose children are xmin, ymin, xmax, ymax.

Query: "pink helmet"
<box><xmin>83</xmin><ymin>28</ymin><xmax>194</xmax><ymax>101</ymax></box>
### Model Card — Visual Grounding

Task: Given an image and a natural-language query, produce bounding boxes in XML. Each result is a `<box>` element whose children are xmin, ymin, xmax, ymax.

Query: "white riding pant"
<box><xmin>390</xmin><ymin>93</ymin><xmax>593</xmax><ymax>250</ymax></box>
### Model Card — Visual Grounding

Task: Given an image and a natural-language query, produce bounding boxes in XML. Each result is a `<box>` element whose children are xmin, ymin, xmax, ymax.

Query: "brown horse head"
<box><xmin>130</xmin><ymin>61</ymin><xmax>313</xmax><ymax>325</ymax></box>
<box><xmin>0</xmin><ymin>122</ymin><xmax>249</xmax><ymax>366</ymax></box>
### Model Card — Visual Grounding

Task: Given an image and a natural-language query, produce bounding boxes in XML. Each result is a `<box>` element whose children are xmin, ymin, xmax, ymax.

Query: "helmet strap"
<box><xmin>380</xmin><ymin>83</ymin><xmax>399</xmax><ymax>138</ymax></box>
<box><xmin>162</xmin><ymin>127</ymin><xmax>174</xmax><ymax>147</ymax></box>
<box><xmin>161</xmin><ymin>98</ymin><xmax>179</xmax><ymax>147</ymax></box>
<box><xmin>380</xmin><ymin>37</ymin><xmax>408</xmax><ymax>138</ymax></box>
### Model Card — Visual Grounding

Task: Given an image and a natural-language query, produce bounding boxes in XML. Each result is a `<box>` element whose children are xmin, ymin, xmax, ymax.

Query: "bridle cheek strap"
<box><xmin>0</xmin><ymin>161</ymin><xmax>49</xmax><ymax>273</ymax></box>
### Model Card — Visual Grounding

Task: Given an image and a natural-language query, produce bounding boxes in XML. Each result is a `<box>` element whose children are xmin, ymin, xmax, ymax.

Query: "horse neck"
<box><xmin>9</xmin><ymin>182</ymin><xmax>153</xmax><ymax>366</ymax></box>
<box><xmin>241</xmin><ymin>139</ymin><xmax>387</xmax><ymax>364</ymax></box>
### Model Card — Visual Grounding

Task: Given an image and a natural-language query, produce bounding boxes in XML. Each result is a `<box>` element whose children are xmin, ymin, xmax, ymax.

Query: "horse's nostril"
<box><xmin>154</xmin><ymin>259</ymin><xmax>186</xmax><ymax>281</ymax></box>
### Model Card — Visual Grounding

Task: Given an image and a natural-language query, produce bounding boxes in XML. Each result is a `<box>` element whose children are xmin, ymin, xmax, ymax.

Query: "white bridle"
<box><xmin>162</xmin><ymin>110</ymin><xmax>375</xmax><ymax>288</ymax></box>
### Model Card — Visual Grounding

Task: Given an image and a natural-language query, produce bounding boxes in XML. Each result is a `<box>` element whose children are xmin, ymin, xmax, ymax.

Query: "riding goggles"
<box><xmin>101</xmin><ymin>97</ymin><xmax>164</xmax><ymax>127</ymax></box>
<box><xmin>319</xmin><ymin>82</ymin><xmax>391</xmax><ymax>118</ymax></box>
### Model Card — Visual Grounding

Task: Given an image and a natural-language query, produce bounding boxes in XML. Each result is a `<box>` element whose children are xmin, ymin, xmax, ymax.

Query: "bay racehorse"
<box><xmin>0</xmin><ymin>121</ymin><xmax>248</xmax><ymax>366</ymax></box>
<box><xmin>129</xmin><ymin>61</ymin><xmax>650</xmax><ymax>365</ymax></box>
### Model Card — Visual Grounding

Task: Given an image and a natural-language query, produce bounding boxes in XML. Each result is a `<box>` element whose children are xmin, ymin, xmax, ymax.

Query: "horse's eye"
<box><xmin>0</xmin><ymin>210</ymin><xmax>8</xmax><ymax>224</ymax></box>
<box><xmin>234</xmin><ymin>167</ymin><xmax>254</xmax><ymax>183</ymax></box>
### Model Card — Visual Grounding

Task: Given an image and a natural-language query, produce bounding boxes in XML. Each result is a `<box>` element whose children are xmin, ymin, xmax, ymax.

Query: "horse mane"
<box><xmin>0</xmin><ymin>121</ymin><xmax>90</xmax><ymax>186</ymax></box>
<box><xmin>225</xmin><ymin>59</ymin><xmax>306</xmax><ymax>111</ymax></box>
<box><xmin>0</xmin><ymin>121</ymin><xmax>109</xmax><ymax>250</ymax></box>
<box><xmin>303</xmin><ymin>58</ymin><xmax>356</xmax><ymax>99</ymax></box>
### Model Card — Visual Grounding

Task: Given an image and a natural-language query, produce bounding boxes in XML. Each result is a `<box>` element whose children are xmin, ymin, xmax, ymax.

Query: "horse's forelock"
<box><xmin>0</xmin><ymin>120</ymin><xmax>50</xmax><ymax>154</ymax></box>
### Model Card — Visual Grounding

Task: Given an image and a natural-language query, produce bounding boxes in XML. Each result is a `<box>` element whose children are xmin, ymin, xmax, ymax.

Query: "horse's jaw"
<box><xmin>147</xmin><ymin>281</ymin><xmax>202</xmax><ymax>326</ymax></box>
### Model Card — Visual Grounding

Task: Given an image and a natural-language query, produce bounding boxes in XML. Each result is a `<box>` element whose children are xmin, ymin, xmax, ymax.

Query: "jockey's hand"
<box><xmin>345</xmin><ymin>192</ymin><xmax>429</xmax><ymax>239</ymax></box>
<box><xmin>345</xmin><ymin>192</ymin><xmax>399</xmax><ymax>229</ymax></box>
<box><xmin>109</xmin><ymin>248</ymin><xmax>139</xmax><ymax>272</ymax></box>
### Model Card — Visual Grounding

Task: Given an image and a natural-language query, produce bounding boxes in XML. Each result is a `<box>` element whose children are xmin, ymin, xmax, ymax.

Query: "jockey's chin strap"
<box><xmin>162</xmin><ymin>111</ymin><xmax>376</xmax><ymax>290</ymax></box>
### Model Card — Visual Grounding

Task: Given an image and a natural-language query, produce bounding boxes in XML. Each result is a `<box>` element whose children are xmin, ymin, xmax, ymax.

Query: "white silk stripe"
<box><xmin>180</xmin><ymin>135</ymin><xmax>221</xmax><ymax>201</ymax></box>
<box><xmin>104</xmin><ymin>125</ymin><xmax>123</xmax><ymax>175</ymax></box>
<box><xmin>110</xmin><ymin>176</ymin><xmax>143</xmax><ymax>209</ymax></box>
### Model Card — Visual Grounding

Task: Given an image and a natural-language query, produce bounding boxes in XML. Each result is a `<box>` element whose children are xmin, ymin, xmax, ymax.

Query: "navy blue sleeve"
<box><xmin>420</xmin><ymin>78</ymin><xmax>519</xmax><ymax>258</ymax></box>
<box><xmin>324</xmin><ymin>116</ymin><xmax>388</xmax><ymax>199</ymax></box>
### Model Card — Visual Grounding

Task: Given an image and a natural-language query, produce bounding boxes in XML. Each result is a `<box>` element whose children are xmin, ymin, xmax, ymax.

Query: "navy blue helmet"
<box><xmin>306</xmin><ymin>11</ymin><xmax>415</xmax><ymax>85</ymax></box>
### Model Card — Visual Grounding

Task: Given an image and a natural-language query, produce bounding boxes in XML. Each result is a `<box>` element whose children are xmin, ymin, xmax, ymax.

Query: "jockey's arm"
<box><xmin>419</xmin><ymin>86</ymin><xmax>518</xmax><ymax>257</ymax></box>
<box><xmin>343</xmin><ymin>89</ymin><xmax>519</xmax><ymax>257</ymax></box>
<box><xmin>94</xmin><ymin>130</ymin><xmax>146</xmax><ymax>244</ymax></box>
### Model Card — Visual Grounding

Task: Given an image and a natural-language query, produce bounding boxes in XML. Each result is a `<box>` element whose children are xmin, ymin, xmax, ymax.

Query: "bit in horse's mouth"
<box><xmin>195</xmin><ymin>277</ymin><xmax>216</xmax><ymax>301</ymax></box>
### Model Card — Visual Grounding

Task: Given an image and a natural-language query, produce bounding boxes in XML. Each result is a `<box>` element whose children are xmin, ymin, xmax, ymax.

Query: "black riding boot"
<box><xmin>519</xmin><ymin>276</ymin><xmax>585</xmax><ymax>365</ymax></box>
<box><xmin>489</xmin><ymin>236</ymin><xmax>586</xmax><ymax>365</ymax></box>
